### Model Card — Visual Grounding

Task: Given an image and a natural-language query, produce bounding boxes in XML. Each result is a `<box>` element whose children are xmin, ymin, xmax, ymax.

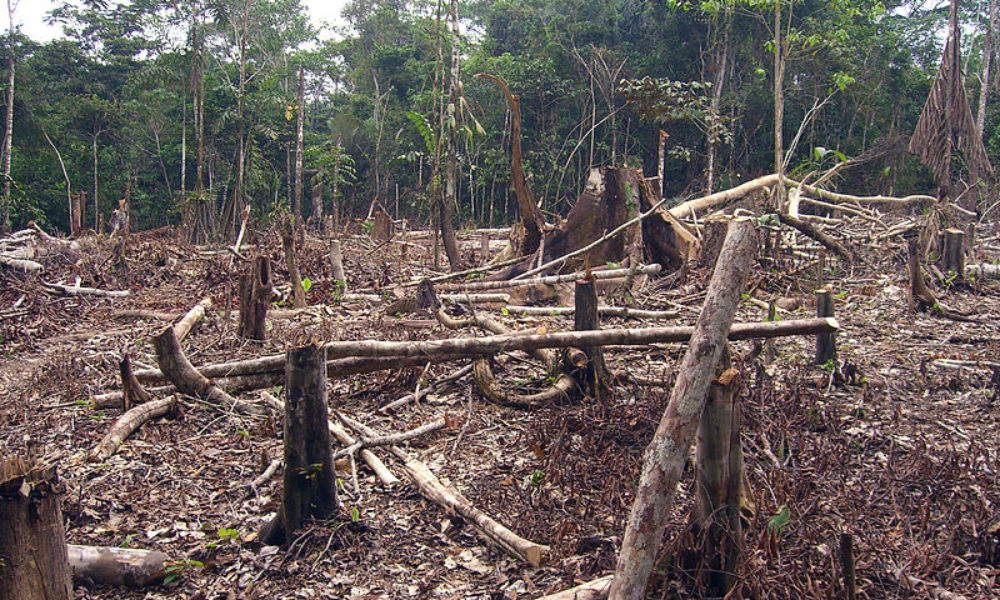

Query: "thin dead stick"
<box><xmin>513</xmin><ymin>197</ymin><xmax>670</xmax><ymax>280</ymax></box>
<box><xmin>43</xmin><ymin>281</ymin><xmax>129</xmax><ymax>297</ymax></box>
<box><xmin>339</xmin><ymin>412</ymin><xmax>550</xmax><ymax>567</ymax></box>
<box><xmin>333</xmin><ymin>418</ymin><xmax>447</xmax><ymax>460</ymax></box>
<box><xmin>379</xmin><ymin>364</ymin><xmax>473</xmax><ymax>413</ymax></box>
<box><xmin>538</xmin><ymin>575</ymin><xmax>613</xmax><ymax>600</ymax></box>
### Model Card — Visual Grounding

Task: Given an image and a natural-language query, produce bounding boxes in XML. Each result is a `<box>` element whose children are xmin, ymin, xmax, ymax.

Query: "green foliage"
<box><xmin>767</xmin><ymin>505</ymin><xmax>791</xmax><ymax>534</ymax></box>
<box><xmin>164</xmin><ymin>559</ymin><xmax>204</xmax><ymax>585</ymax></box>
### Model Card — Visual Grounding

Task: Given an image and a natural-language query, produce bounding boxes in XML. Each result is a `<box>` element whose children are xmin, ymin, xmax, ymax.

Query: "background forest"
<box><xmin>0</xmin><ymin>0</ymin><xmax>996</xmax><ymax>237</ymax></box>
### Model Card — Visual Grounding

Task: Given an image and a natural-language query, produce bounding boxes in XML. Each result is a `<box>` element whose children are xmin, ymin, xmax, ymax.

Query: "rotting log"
<box><xmin>90</xmin><ymin>396</ymin><xmax>177</xmax><ymax>462</ymax></box>
<box><xmin>609</xmin><ymin>218</ymin><xmax>757</xmax><ymax>600</ymax></box>
<box><xmin>340</xmin><ymin>413</ymin><xmax>550</xmax><ymax>567</ymax></box>
<box><xmin>0</xmin><ymin>457</ymin><xmax>72</xmax><ymax>600</ymax></box>
<box><xmin>67</xmin><ymin>545</ymin><xmax>167</xmax><ymax>588</ymax></box>
<box><xmin>152</xmin><ymin>326</ymin><xmax>268</xmax><ymax>415</ymax></box>
<box><xmin>261</xmin><ymin>345</ymin><xmax>338</xmax><ymax>546</ymax></box>
<box><xmin>42</xmin><ymin>282</ymin><xmax>129</xmax><ymax>298</ymax></box>
<box><xmin>538</xmin><ymin>575</ymin><xmax>613</xmax><ymax>600</ymax></box>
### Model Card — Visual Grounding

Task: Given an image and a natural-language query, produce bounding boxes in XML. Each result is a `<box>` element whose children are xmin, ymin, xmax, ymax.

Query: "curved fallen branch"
<box><xmin>173</xmin><ymin>297</ymin><xmax>212</xmax><ymax>342</ymax></box>
<box><xmin>152</xmin><ymin>327</ymin><xmax>268</xmax><ymax>415</ymax></box>
<box><xmin>438</xmin><ymin>264</ymin><xmax>661</xmax><ymax>292</ymax></box>
<box><xmin>90</xmin><ymin>396</ymin><xmax>178</xmax><ymax>462</ymax></box>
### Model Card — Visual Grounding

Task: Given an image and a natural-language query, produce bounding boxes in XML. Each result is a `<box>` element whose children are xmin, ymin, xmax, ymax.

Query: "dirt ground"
<box><xmin>2</xmin><ymin>216</ymin><xmax>999</xmax><ymax>600</ymax></box>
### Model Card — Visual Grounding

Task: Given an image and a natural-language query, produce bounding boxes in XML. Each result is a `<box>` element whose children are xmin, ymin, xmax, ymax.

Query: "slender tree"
<box><xmin>294</xmin><ymin>65</ymin><xmax>304</xmax><ymax>220</ymax></box>
<box><xmin>1</xmin><ymin>0</ymin><xmax>15</xmax><ymax>230</ymax></box>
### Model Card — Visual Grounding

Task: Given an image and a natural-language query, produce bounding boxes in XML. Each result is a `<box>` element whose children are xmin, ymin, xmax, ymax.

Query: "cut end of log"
<box><xmin>524</xmin><ymin>544</ymin><xmax>550</xmax><ymax>568</ymax></box>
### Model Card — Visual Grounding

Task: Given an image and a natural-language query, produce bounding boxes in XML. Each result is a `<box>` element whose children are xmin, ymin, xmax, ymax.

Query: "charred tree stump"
<box><xmin>691</xmin><ymin>345</ymin><xmax>745</xmax><ymax>597</ymax></box>
<box><xmin>840</xmin><ymin>532</ymin><xmax>857</xmax><ymax>600</ymax></box>
<box><xmin>609</xmin><ymin>218</ymin><xmax>757</xmax><ymax>600</ymax></box>
<box><xmin>942</xmin><ymin>228</ymin><xmax>965</xmax><ymax>279</ymax></box>
<box><xmin>815</xmin><ymin>287</ymin><xmax>837</xmax><ymax>366</ymax></box>
<box><xmin>0</xmin><ymin>457</ymin><xmax>72</xmax><ymax>600</ymax></box>
<box><xmin>698</xmin><ymin>217</ymin><xmax>729</xmax><ymax>270</ymax></box>
<box><xmin>281</xmin><ymin>216</ymin><xmax>307</xmax><ymax>309</ymax></box>
<box><xmin>574</xmin><ymin>276</ymin><xmax>608</xmax><ymax>401</ymax></box>
<box><xmin>260</xmin><ymin>344</ymin><xmax>339</xmax><ymax>546</ymax></box>
<box><xmin>239</xmin><ymin>256</ymin><xmax>272</xmax><ymax>341</ymax></box>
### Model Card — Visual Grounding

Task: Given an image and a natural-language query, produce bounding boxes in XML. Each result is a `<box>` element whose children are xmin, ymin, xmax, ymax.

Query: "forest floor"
<box><xmin>2</xmin><ymin>216</ymin><xmax>1000</xmax><ymax>600</ymax></box>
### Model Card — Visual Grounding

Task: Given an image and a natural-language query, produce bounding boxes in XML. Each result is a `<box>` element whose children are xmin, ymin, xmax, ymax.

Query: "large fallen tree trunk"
<box><xmin>67</xmin><ymin>545</ymin><xmax>168</xmax><ymax>588</ymax></box>
<box><xmin>437</xmin><ymin>264</ymin><xmax>661</xmax><ymax>292</ymax></box>
<box><xmin>320</xmin><ymin>317</ymin><xmax>837</xmax><ymax>360</ymax></box>
<box><xmin>609</xmin><ymin>218</ymin><xmax>756</xmax><ymax>600</ymax></box>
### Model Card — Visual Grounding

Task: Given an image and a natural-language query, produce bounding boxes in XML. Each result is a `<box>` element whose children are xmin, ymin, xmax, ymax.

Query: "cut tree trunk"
<box><xmin>239</xmin><ymin>256</ymin><xmax>272</xmax><ymax>340</ymax></box>
<box><xmin>90</xmin><ymin>396</ymin><xmax>178</xmax><ymax>462</ymax></box>
<box><xmin>67</xmin><ymin>545</ymin><xmax>168</xmax><ymax>588</ymax></box>
<box><xmin>815</xmin><ymin>287</ymin><xmax>837</xmax><ymax>366</ymax></box>
<box><xmin>260</xmin><ymin>344</ymin><xmax>339</xmax><ymax>545</ymax></box>
<box><xmin>942</xmin><ymin>228</ymin><xmax>965</xmax><ymax>278</ymax></box>
<box><xmin>575</xmin><ymin>276</ymin><xmax>609</xmax><ymax>400</ymax></box>
<box><xmin>329</xmin><ymin>240</ymin><xmax>346</xmax><ymax>290</ymax></box>
<box><xmin>609</xmin><ymin>218</ymin><xmax>757</xmax><ymax>600</ymax></box>
<box><xmin>0</xmin><ymin>457</ymin><xmax>72</xmax><ymax>600</ymax></box>
<box><xmin>691</xmin><ymin>345</ymin><xmax>745</xmax><ymax>597</ymax></box>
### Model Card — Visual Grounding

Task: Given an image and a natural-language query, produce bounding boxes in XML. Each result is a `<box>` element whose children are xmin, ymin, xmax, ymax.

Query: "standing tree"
<box><xmin>1</xmin><ymin>0</ymin><xmax>15</xmax><ymax>230</ymax></box>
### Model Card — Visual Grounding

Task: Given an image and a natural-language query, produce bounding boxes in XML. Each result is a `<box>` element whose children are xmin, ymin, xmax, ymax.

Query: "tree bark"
<box><xmin>2</xmin><ymin>0</ymin><xmax>14</xmax><ymax>230</ymax></box>
<box><xmin>976</xmin><ymin>0</ymin><xmax>998</xmax><ymax>140</ymax></box>
<box><xmin>575</xmin><ymin>276</ymin><xmax>608</xmax><ymax>400</ymax></box>
<box><xmin>90</xmin><ymin>396</ymin><xmax>178</xmax><ymax>462</ymax></box>
<box><xmin>0</xmin><ymin>457</ymin><xmax>72</xmax><ymax>600</ymax></box>
<box><xmin>67</xmin><ymin>545</ymin><xmax>167</xmax><ymax>588</ymax></box>
<box><xmin>281</xmin><ymin>216</ymin><xmax>306</xmax><ymax>309</ymax></box>
<box><xmin>608</xmin><ymin>218</ymin><xmax>756</xmax><ymax>600</ymax></box>
<box><xmin>815</xmin><ymin>287</ymin><xmax>837</xmax><ymax>366</ymax></box>
<box><xmin>261</xmin><ymin>345</ymin><xmax>338</xmax><ymax>545</ymax></box>
<box><xmin>294</xmin><ymin>66</ymin><xmax>305</xmax><ymax>220</ymax></box>
<box><xmin>239</xmin><ymin>256</ymin><xmax>272</xmax><ymax>340</ymax></box>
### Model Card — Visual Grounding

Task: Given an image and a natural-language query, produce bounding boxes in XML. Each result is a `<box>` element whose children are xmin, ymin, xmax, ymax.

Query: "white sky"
<box><xmin>12</xmin><ymin>0</ymin><xmax>351</xmax><ymax>43</ymax></box>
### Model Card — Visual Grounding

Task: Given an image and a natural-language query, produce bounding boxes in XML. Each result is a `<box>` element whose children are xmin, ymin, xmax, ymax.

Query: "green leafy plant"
<box><xmin>163</xmin><ymin>559</ymin><xmax>204</xmax><ymax>585</ymax></box>
<box><xmin>301</xmin><ymin>277</ymin><xmax>312</xmax><ymax>293</ymax></box>
<box><xmin>361</xmin><ymin>220</ymin><xmax>374</xmax><ymax>235</ymax></box>
<box><xmin>351</xmin><ymin>506</ymin><xmax>360</xmax><ymax>523</ymax></box>
<box><xmin>767</xmin><ymin>505</ymin><xmax>790</xmax><ymax>534</ymax></box>
<box><xmin>530</xmin><ymin>469</ymin><xmax>545</xmax><ymax>486</ymax></box>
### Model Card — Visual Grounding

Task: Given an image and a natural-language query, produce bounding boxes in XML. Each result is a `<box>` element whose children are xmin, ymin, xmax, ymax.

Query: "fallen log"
<box><xmin>340</xmin><ymin>413</ymin><xmax>550</xmax><ymax>567</ymax></box>
<box><xmin>94</xmin><ymin>372</ymin><xmax>281</xmax><ymax>411</ymax></box>
<box><xmin>67</xmin><ymin>545</ymin><xmax>168</xmax><ymax>588</ymax></box>
<box><xmin>152</xmin><ymin>327</ymin><xmax>268</xmax><ymax>415</ymax></box>
<box><xmin>0</xmin><ymin>254</ymin><xmax>44</xmax><ymax>272</ymax></box>
<box><xmin>779</xmin><ymin>212</ymin><xmax>854</xmax><ymax>260</ymax></box>
<box><xmin>610</xmin><ymin>218</ymin><xmax>756</xmax><ymax>600</ymax></box>
<box><xmin>438</xmin><ymin>264</ymin><xmax>661</xmax><ymax>292</ymax></box>
<box><xmin>43</xmin><ymin>281</ymin><xmax>129</xmax><ymax>298</ymax></box>
<box><xmin>502</xmin><ymin>305</ymin><xmax>681</xmax><ymax>319</ymax></box>
<box><xmin>320</xmin><ymin>317</ymin><xmax>839</xmax><ymax>360</ymax></box>
<box><xmin>967</xmin><ymin>263</ymin><xmax>1000</xmax><ymax>279</ymax></box>
<box><xmin>538</xmin><ymin>575</ymin><xmax>613</xmax><ymax>600</ymax></box>
<box><xmin>90</xmin><ymin>396</ymin><xmax>178</xmax><ymax>462</ymax></box>
<box><xmin>173</xmin><ymin>297</ymin><xmax>212</xmax><ymax>342</ymax></box>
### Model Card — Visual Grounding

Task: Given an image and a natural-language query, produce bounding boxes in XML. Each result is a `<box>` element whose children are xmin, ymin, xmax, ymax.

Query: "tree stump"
<box><xmin>373</xmin><ymin>210</ymin><xmax>393</xmax><ymax>242</ymax></box>
<box><xmin>260</xmin><ymin>344</ymin><xmax>339</xmax><ymax>545</ymax></box>
<box><xmin>0</xmin><ymin>457</ymin><xmax>72</xmax><ymax>600</ymax></box>
<box><xmin>942</xmin><ymin>228</ymin><xmax>965</xmax><ymax>280</ymax></box>
<box><xmin>815</xmin><ymin>287</ymin><xmax>836</xmax><ymax>366</ymax></box>
<box><xmin>691</xmin><ymin>345</ymin><xmax>745</xmax><ymax>598</ymax></box>
<box><xmin>574</xmin><ymin>277</ymin><xmax>608</xmax><ymax>400</ymax></box>
<box><xmin>239</xmin><ymin>256</ymin><xmax>272</xmax><ymax>341</ymax></box>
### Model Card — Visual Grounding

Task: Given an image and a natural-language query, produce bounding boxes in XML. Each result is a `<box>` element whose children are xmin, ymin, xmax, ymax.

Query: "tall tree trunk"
<box><xmin>294</xmin><ymin>66</ymin><xmax>305</xmax><ymax>220</ymax></box>
<box><xmin>92</xmin><ymin>134</ymin><xmax>99</xmax><ymax>230</ymax></box>
<box><xmin>42</xmin><ymin>129</ymin><xmax>73</xmax><ymax>234</ymax></box>
<box><xmin>978</xmin><ymin>0</ymin><xmax>998</xmax><ymax>139</ymax></box>
<box><xmin>2</xmin><ymin>0</ymin><xmax>14</xmax><ymax>230</ymax></box>
<box><xmin>333</xmin><ymin>134</ymin><xmax>342</xmax><ymax>231</ymax></box>
<box><xmin>180</xmin><ymin>67</ymin><xmax>187</xmax><ymax>208</ymax></box>
<box><xmin>441</xmin><ymin>0</ymin><xmax>462</xmax><ymax>270</ymax></box>
<box><xmin>706</xmin><ymin>12</ymin><xmax>731</xmax><ymax>195</ymax></box>
<box><xmin>772</xmin><ymin>0</ymin><xmax>786</xmax><ymax>210</ymax></box>
<box><xmin>233</xmin><ymin>0</ymin><xmax>249</xmax><ymax>240</ymax></box>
